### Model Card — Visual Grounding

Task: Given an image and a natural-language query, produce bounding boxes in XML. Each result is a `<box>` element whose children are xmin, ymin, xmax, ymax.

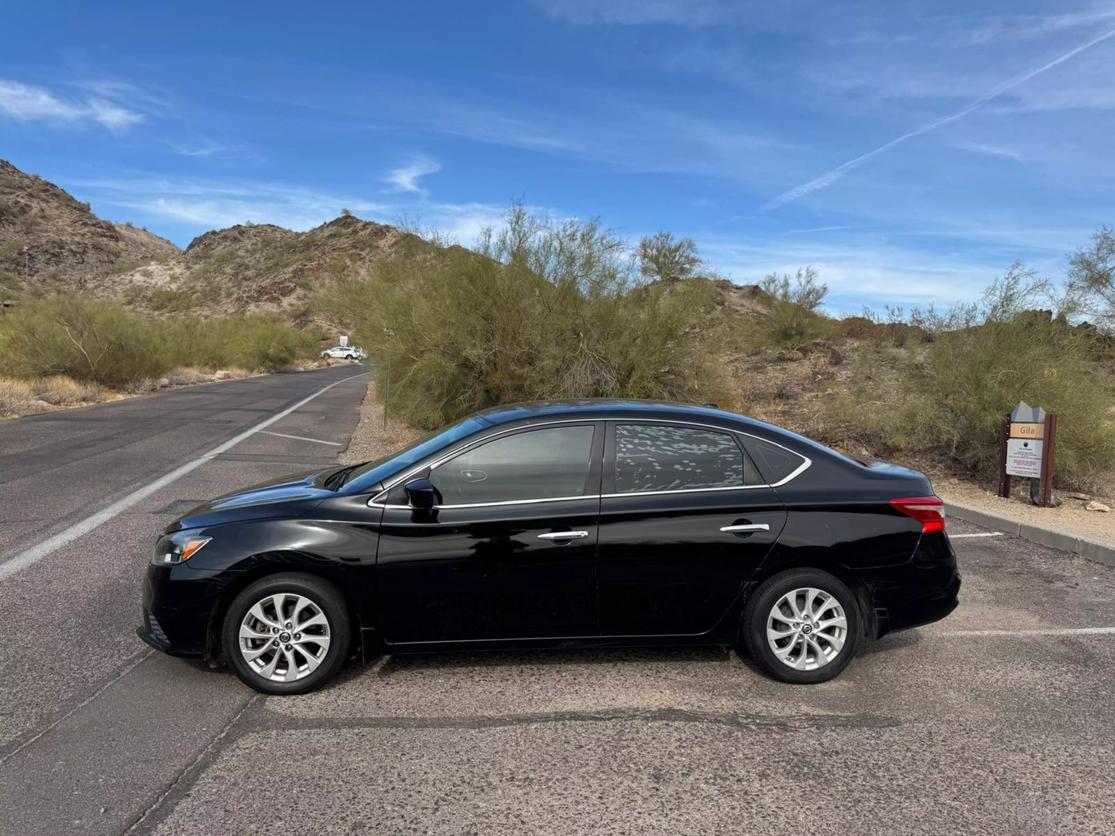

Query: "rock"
<box><xmin>1084</xmin><ymin>501</ymin><xmax>1110</xmax><ymax>512</ymax></box>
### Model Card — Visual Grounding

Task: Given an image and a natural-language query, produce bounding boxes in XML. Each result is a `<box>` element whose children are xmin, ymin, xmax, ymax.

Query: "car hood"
<box><xmin>166</xmin><ymin>468</ymin><xmax>336</xmax><ymax>532</ymax></box>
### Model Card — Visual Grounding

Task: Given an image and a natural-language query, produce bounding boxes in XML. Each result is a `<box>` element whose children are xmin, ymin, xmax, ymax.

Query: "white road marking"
<box><xmin>0</xmin><ymin>372</ymin><xmax>368</xmax><ymax>581</ymax></box>
<box><xmin>950</xmin><ymin>532</ymin><xmax>1003</xmax><ymax>539</ymax></box>
<box><xmin>940</xmin><ymin>627</ymin><xmax>1115</xmax><ymax>637</ymax></box>
<box><xmin>260</xmin><ymin>430</ymin><xmax>342</xmax><ymax>446</ymax></box>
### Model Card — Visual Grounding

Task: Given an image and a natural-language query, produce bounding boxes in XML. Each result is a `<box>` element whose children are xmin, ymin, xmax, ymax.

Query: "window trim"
<box><xmin>368</xmin><ymin>417</ymin><xmax>810</xmax><ymax>509</ymax></box>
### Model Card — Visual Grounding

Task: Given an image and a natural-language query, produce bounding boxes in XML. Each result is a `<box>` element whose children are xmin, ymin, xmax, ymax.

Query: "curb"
<box><xmin>944</xmin><ymin>501</ymin><xmax>1115</xmax><ymax>569</ymax></box>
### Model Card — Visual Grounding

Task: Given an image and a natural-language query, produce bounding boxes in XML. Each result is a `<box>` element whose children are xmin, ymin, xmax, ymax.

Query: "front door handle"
<box><xmin>537</xmin><ymin>530</ymin><xmax>589</xmax><ymax>542</ymax></box>
<box><xmin>720</xmin><ymin>523</ymin><xmax>771</xmax><ymax>534</ymax></box>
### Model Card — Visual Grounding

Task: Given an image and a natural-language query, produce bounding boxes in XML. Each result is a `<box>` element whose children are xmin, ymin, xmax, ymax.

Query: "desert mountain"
<box><xmin>0</xmin><ymin>160</ymin><xmax>178</xmax><ymax>299</ymax></box>
<box><xmin>1</xmin><ymin>159</ymin><xmax>768</xmax><ymax>326</ymax></box>
<box><xmin>97</xmin><ymin>214</ymin><xmax>415</xmax><ymax>321</ymax></box>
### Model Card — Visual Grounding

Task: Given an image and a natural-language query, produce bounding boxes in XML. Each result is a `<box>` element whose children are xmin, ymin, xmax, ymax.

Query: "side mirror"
<box><xmin>404</xmin><ymin>478</ymin><xmax>438</xmax><ymax>510</ymax></box>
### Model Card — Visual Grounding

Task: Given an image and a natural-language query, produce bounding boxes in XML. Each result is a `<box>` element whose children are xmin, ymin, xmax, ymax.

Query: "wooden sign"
<box><xmin>1009</xmin><ymin>422</ymin><xmax>1044</xmax><ymax>440</ymax></box>
<box><xmin>998</xmin><ymin>401</ymin><xmax>1057</xmax><ymax>507</ymax></box>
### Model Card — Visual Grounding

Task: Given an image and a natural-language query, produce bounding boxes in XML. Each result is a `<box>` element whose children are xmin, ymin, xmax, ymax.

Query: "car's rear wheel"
<box><xmin>742</xmin><ymin>568</ymin><xmax>860</xmax><ymax>684</ymax></box>
<box><xmin>222</xmin><ymin>573</ymin><xmax>351</xmax><ymax>695</ymax></box>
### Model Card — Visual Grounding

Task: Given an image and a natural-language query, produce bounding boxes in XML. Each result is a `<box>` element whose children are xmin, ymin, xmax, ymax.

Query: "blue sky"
<box><xmin>3</xmin><ymin>1</ymin><xmax>1114</xmax><ymax>312</ymax></box>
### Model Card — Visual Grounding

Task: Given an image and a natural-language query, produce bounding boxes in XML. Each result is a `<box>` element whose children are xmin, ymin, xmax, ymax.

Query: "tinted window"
<box><xmin>614</xmin><ymin>424</ymin><xmax>745</xmax><ymax>493</ymax></box>
<box><xmin>741</xmin><ymin>436</ymin><xmax>807</xmax><ymax>484</ymax></box>
<box><xmin>433</xmin><ymin>425</ymin><xmax>596</xmax><ymax>505</ymax></box>
<box><xmin>344</xmin><ymin>416</ymin><xmax>490</xmax><ymax>493</ymax></box>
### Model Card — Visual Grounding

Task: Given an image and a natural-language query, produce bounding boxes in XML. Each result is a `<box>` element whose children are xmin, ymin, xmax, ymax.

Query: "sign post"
<box><xmin>998</xmin><ymin>402</ymin><xmax>1057</xmax><ymax>507</ymax></box>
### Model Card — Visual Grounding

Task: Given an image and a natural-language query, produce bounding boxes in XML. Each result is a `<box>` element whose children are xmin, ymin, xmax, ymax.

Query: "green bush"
<box><xmin>834</xmin><ymin>267</ymin><xmax>1115</xmax><ymax>489</ymax></box>
<box><xmin>0</xmin><ymin>296</ymin><xmax>319</xmax><ymax>386</ymax></box>
<box><xmin>0</xmin><ymin>296</ymin><xmax>168</xmax><ymax>386</ymax></box>
<box><xmin>318</xmin><ymin>206</ymin><xmax>732</xmax><ymax>429</ymax></box>
<box><xmin>756</xmin><ymin>267</ymin><xmax>832</xmax><ymax>350</ymax></box>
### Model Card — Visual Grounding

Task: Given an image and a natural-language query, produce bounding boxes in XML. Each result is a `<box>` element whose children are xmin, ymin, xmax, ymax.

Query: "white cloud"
<box><xmin>951</xmin><ymin>142</ymin><xmax>1023</xmax><ymax>162</ymax></box>
<box><xmin>62</xmin><ymin>173</ymin><xmax>559</xmax><ymax>248</ymax></box>
<box><xmin>762</xmin><ymin>27</ymin><xmax>1115</xmax><ymax>211</ymax></box>
<box><xmin>66</xmin><ymin>175</ymin><xmax>392</xmax><ymax>232</ymax></box>
<box><xmin>383</xmin><ymin>156</ymin><xmax>442</xmax><ymax>194</ymax></box>
<box><xmin>0</xmin><ymin>79</ymin><xmax>144</xmax><ymax>131</ymax></box>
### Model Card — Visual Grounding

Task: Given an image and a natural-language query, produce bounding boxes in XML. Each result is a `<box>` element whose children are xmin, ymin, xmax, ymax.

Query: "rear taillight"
<box><xmin>890</xmin><ymin>495</ymin><xmax>946</xmax><ymax>533</ymax></box>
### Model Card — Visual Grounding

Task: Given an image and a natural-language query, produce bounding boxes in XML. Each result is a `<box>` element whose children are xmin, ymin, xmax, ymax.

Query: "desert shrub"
<box><xmin>0</xmin><ymin>296</ymin><xmax>318</xmax><ymax>387</ymax></box>
<box><xmin>755</xmin><ymin>267</ymin><xmax>832</xmax><ymax>350</ymax></box>
<box><xmin>846</xmin><ymin>266</ymin><xmax>1115</xmax><ymax>488</ymax></box>
<box><xmin>150</xmin><ymin>288</ymin><xmax>199</xmax><ymax>313</ymax></box>
<box><xmin>0</xmin><ymin>296</ymin><xmax>168</xmax><ymax>386</ymax></box>
<box><xmin>319</xmin><ymin>206</ymin><xmax>732</xmax><ymax>429</ymax></box>
<box><xmin>158</xmin><ymin>314</ymin><xmax>318</xmax><ymax>372</ymax></box>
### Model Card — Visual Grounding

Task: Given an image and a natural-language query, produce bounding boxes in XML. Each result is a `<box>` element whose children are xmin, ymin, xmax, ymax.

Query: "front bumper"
<box><xmin>137</xmin><ymin>563</ymin><xmax>222</xmax><ymax>658</ymax></box>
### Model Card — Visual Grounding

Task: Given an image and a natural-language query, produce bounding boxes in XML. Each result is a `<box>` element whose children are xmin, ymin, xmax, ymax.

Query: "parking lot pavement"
<box><xmin>137</xmin><ymin>519</ymin><xmax>1115</xmax><ymax>835</ymax></box>
<box><xmin>2</xmin><ymin>376</ymin><xmax>1114</xmax><ymax>835</ymax></box>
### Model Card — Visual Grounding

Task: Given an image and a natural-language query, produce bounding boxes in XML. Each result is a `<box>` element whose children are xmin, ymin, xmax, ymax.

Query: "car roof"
<box><xmin>474</xmin><ymin>399</ymin><xmax>767</xmax><ymax>431</ymax></box>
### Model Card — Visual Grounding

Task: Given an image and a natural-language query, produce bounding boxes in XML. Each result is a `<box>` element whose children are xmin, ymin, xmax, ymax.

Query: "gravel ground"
<box><xmin>938</xmin><ymin>477</ymin><xmax>1114</xmax><ymax>547</ymax></box>
<box><xmin>339</xmin><ymin>380</ymin><xmax>421</xmax><ymax>465</ymax></box>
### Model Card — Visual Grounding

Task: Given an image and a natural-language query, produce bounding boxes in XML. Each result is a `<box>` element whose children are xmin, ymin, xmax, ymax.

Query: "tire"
<box><xmin>742</xmin><ymin>568</ymin><xmax>861</xmax><ymax>684</ymax></box>
<box><xmin>222</xmin><ymin>573</ymin><xmax>352</xmax><ymax>695</ymax></box>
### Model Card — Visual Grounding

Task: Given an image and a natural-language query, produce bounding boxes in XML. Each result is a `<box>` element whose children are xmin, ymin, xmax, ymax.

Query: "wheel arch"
<box><xmin>204</xmin><ymin>553</ymin><xmax>365</xmax><ymax>663</ymax></box>
<box><xmin>740</xmin><ymin>559</ymin><xmax>877</xmax><ymax>643</ymax></box>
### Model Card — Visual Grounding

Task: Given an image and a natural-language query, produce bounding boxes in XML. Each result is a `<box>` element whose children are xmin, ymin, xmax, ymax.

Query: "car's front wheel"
<box><xmin>222</xmin><ymin>573</ymin><xmax>351</xmax><ymax>695</ymax></box>
<box><xmin>742</xmin><ymin>568</ymin><xmax>861</xmax><ymax>684</ymax></box>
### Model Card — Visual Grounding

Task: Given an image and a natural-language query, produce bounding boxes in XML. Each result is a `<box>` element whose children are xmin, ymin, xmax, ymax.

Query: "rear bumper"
<box><xmin>863</xmin><ymin>532</ymin><xmax>961</xmax><ymax>637</ymax></box>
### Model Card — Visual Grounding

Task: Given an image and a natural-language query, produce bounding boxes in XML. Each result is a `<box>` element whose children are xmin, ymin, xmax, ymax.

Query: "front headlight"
<box><xmin>152</xmin><ymin>531</ymin><xmax>211</xmax><ymax>566</ymax></box>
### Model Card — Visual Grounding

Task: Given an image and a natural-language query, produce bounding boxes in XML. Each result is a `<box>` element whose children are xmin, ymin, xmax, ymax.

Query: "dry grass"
<box><xmin>30</xmin><ymin>375</ymin><xmax>106</xmax><ymax>405</ymax></box>
<box><xmin>0</xmin><ymin>378</ymin><xmax>46</xmax><ymax>418</ymax></box>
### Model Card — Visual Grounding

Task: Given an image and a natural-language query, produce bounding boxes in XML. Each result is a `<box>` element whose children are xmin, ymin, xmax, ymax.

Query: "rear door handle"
<box><xmin>720</xmin><ymin>523</ymin><xmax>771</xmax><ymax>534</ymax></box>
<box><xmin>537</xmin><ymin>530</ymin><xmax>589</xmax><ymax>541</ymax></box>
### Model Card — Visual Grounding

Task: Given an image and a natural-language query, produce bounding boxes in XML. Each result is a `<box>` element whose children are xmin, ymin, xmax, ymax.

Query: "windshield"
<box><xmin>340</xmin><ymin>416</ymin><xmax>491</xmax><ymax>493</ymax></box>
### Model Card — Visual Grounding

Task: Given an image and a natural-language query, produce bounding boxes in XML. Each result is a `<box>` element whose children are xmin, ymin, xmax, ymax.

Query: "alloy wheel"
<box><xmin>238</xmin><ymin>592</ymin><xmax>332</xmax><ymax>683</ymax></box>
<box><xmin>766</xmin><ymin>587</ymin><xmax>847</xmax><ymax>671</ymax></box>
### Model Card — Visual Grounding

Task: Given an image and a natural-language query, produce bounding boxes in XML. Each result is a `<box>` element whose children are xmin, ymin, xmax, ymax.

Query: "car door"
<box><xmin>376</xmin><ymin>421</ymin><xmax>604</xmax><ymax>644</ymax></box>
<box><xmin>596</xmin><ymin>421</ymin><xmax>787</xmax><ymax>637</ymax></box>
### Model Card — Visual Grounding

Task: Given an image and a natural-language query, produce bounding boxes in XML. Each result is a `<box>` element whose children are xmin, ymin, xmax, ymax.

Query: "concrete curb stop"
<box><xmin>944</xmin><ymin>501</ymin><xmax>1115</xmax><ymax>569</ymax></box>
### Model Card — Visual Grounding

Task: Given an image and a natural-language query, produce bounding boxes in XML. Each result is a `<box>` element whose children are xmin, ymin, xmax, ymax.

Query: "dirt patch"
<box><xmin>339</xmin><ymin>382</ymin><xmax>422</xmax><ymax>465</ymax></box>
<box><xmin>938</xmin><ymin>478</ymin><xmax>1115</xmax><ymax>547</ymax></box>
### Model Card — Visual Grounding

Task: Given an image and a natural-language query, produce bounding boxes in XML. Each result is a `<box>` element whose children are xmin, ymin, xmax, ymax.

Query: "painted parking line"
<box><xmin>0</xmin><ymin>372</ymin><xmax>368</xmax><ymax>582</ymax></box>
<box><xmin>260</xmin><ymin>430</ymin><xmax>343</xmax><ymax>446</ymax></box>
<box><xmin>940</xmin><ymin>627</ymin><xmax>1115</xmax><ymax>637</ymax></box>
<box><xmin>950</xmin><ymin>532</ymin><xmax>1004</xmax><ymax>539</ymax></box>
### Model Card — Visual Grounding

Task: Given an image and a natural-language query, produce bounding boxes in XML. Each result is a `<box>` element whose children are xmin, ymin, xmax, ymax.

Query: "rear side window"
<box><xmin>741</xmin><ymin>436</ymin><xmax>808</xmax><ymax>485</ymax></box>
<box><xmin>613</xmin><ymin>424</ymin><xmax>747</xmax><ymax>493</ymax></box>
<box><xmin>432</xmin><ymin>425</ymin><xmax>596</xmax><ymax>505</ymax></box>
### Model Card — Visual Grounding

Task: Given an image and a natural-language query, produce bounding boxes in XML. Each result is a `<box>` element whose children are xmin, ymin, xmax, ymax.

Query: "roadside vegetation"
<box><xmin>320</xmin><ymin>206</ymin><xmax>1115</xmax><ymax>493</ymax></box>
<box><xmin>318</xmin><ymin>207</ymin><xmax>734</xmax><ymax>429</ymax></box>
<box><xmin>0</xmin><ymin>296</ymin><xmax>322</xmax><ymax>416</ymax></box>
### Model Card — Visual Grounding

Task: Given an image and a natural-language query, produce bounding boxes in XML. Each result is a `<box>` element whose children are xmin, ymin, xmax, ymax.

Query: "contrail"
<box><xmin>762</xmin><ymin>28</ymin><xmax>1115</xmax><ymax>212</ymax></box>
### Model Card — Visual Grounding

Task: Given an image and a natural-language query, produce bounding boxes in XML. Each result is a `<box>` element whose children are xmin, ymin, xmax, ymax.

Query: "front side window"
<box><xmin>432</xmin><ymin>425</ymin><xmax>596</xmax><ymax>505</ymax></box>
<box><xmin>613</xmin><ymin>424</ymin><xmax>747</xmax><ymax>493</ymax></box>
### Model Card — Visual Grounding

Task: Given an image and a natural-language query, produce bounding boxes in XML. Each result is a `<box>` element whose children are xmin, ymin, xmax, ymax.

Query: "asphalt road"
<box><xmin>2</xmin><ymin>372</ymin><xmax>1113</xmax><ymax>834</ymax></box>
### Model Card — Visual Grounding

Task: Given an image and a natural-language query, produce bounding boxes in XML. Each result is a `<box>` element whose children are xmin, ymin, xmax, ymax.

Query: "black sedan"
<box><xmin>139</xmin><ymin>400</ymin><xmax>960</xmax><ymax>693</ymax></box>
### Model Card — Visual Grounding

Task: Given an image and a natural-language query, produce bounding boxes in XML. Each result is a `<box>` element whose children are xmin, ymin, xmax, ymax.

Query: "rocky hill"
<box><xmin>0</xmin><ymin>160</ymin><xmax>178</xmax><ymax>299</ymax></box>
<box><xmin>97</xmin><ymin>214</ymin><xmax>416</xmax><ymax>322</ymax></box>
